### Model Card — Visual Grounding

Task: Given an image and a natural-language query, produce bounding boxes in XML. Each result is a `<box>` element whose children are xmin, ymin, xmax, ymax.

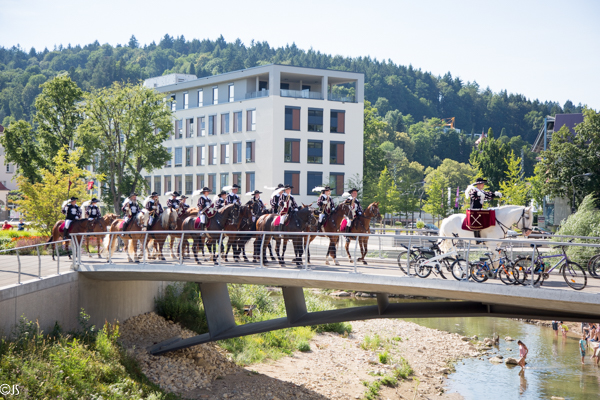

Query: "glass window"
<box><xmin>329</xmin><ymin>173</ymin><xmax>345</xmax><ymax>195</ymax></box>
<box><xmin>145</xmin><ymin>176</ymin><xmax>151</xmax><ymax>192</ymax></box>
<box><xmin>284</xmin><ymin>139</ymin><xmax>300</xmax><ymax>163</ymax></box>
<box><xmin>307</xmin><ymin>172</ymin><xmax>323</xmax><ymax>195</ymax></box>
<box><xmin>174</xmin><ymin>120</ymin><xmax>182</xmax><ymax>139</ymax></box>
<box><xmin>307</xmin><ymin>140</ymin><xmax>323</xmax><ymax>164</ymax></box>
<box><xmin>197</xmin><ymin>145</ymin><xmax>205</xmax><ymax>166</ymax></box>
<box><xmin>170</xmin><ymin>95</ymin><xmax>176</xmax><ymax>111</ymax></box>
<box><xmin>221</xmin><ymin>113</ymin><xmax>230</xmax><ymax>134</ymax></box>
<box><xmin>246</xmin><ymin>172</ymin><xmax>255</xmax><ymax>192</ymax></box>
<box><xmin>209</xmin><ymin>145</ymin><xmax>217</xmax><ymax>165</ymax></box>
<box><xmin>185</xmin><ymin>147</ymin><xmax>193</xmax><ymax>166</ymax></box>
<box><xmin>154</xmin><ymin>176</ymin><xmax>162</xmax><ymax>195</ymax></box>
<box><xmin>196</xmin><ymin>174</ymin><xmax>205</xmax><ymax>191</ymax></box>
<box><xmin>185</xmin><ymin>175</ymin><xmax>193</xmax><ymax>195</ymax></box>
<box><xmin>164</xmin><ymin>176</ymin><xmax>172</xmax><ymax>192</ymax></box>
<box><xmin>220</xmin><ymin>173</ymin><xmax>228</xmax><ymax>189</ymax></box>
<box><xmin>175</xmin><ymin>147</ymin><xmax>183</xmax><ymax>167</ymax></box>
<box><xmin>233</xmin><ymin>111</ymin><xmax>242</xmax><ymax>133</ymax></box>
<box><xmin>174</xmin><ymin>175</ymin><xmax>182</xmax><ymax>194</ymax></box>
<box><xmin>165</xmin><ymin>148</ymin><xmax>172</xmax><ymax>167</ymax></box>
<box><xmin>330</xmin><ymin>110</ymin><xmax>345</xmax><ymax>133</ymax></box>
<box><xmin>232</xmin><ymin>172</ymin><xmax>241</xmax><ymax>189</ymax></box>
<box><xmin>212</xmin><ymin>87</ymin><xmax>218</xmax><ymax>105</ymax></box>
<box><xmin>285</xmin><ymin>107</ymin><xmax>300</xmax><ymax>130</ymax></box>
<box><xmin>284</xmin><ymin>171</ymin><xmax>300</xmax><ymax>195</ymax></box>
<box><xmin>233</xmin><ymin>143</ymin><xmax>242</xmax><ymax>164</ymax></box>
<box><xmin>186</xmin><ymin>118</ymin><xmax>194</xmax><ymax>138</ymax></box>
<box><xmin>308</xmin><ymin>109</ymin><xmax>323</xmax><ymax>132</ymax></box>
<box><xmin>208</xmin><ymin>115</ymin><xmax>216</xmax><ymax>135</ymax></box>
<box><xmin>246</xmin><ymin>110</ymin><xmax>256</xmax><ymax>131</ymax></box>
<box><xmin>198</xmin><ymin>89</ymin><xmax>203</xmax><ymax>107</ymax></box>
<box><xmin>246</xmin><ymin>142</ymin><xmax>255</xmax><ymax>162</ymax></box>
<box><xmin>207</xmin><ymin>174</ymin><xmax>215</xmax><ymax>193</ymax></box>
<box><xmin>183</xmin><ymin>92</ymin><xmax>189</xmax><ymax>109</ymax></box>
<box><xmin>228</xmin><ymin>84</ymin><xmax>234</xmax><ymax>102</ymax></box>
<box><xmin>221</xmin><ymin>144</ymin><xmax>229</xmax><ymax>164</ymax></box>
<box><xmin>330</xmin><ymin>142</ymin><xmax>345</xmax><ymax>164</ymax></box>
<box><xmin>199</xmin><ymin>116</ymin><xmax>206</xmax><ymax>136</ymax></box>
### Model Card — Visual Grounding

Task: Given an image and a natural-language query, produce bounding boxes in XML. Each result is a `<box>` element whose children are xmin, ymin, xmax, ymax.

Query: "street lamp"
<box><xmin>570</xmin><ymin>173</ymin><xmax>593</xmax><ymax>213</ymax></box>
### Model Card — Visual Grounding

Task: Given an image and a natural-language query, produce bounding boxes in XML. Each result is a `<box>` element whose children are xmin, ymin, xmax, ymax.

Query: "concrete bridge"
<box><xmin>2</xmin><ymin>230</ymin><xmax>600</xmax><ymax>355</ymax></box>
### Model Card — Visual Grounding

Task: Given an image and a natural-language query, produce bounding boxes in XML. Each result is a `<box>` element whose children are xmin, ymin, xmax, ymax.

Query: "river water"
<box><xmin>329</xmin><ymin>296</ymin><xmax>600</xmax><ymax>400</ymax></box>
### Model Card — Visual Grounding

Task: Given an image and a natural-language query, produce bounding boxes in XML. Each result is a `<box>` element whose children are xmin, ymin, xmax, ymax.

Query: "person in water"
<box><xmin>517</xmin><ymin>340</ymin><xmax>528</xmax><ymax>371</ymax></box>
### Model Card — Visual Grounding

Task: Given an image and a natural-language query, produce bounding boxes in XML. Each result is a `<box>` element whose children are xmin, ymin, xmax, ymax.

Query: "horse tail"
<box><xmin>438</xmin><ymin>218</ymin><xmax>453</xmax><ymax>253</ymax></box>
<box><xmin>101</xmin><ymin>232</ymin><xmax>112</xmax><ymax>257</ymax></box>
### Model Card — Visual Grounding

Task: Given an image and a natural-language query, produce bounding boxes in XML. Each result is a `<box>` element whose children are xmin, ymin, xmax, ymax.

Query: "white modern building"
<box><xmin>142</xmin><ymin>65</ymin><xmax>364</xmax><ymax>205</ymax></box>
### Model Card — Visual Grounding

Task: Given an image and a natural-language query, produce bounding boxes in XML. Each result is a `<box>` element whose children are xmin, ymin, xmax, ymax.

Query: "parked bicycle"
<box><xmin>587</xmin><ymin>254</ymin><xmax>600</xmax><ymax>279</ymax></box>
<box><xmin>513</xmin><ymin>241</ymin><xmax>587</xmax><ymax>290</ymax></box>
<box><xmin>468</xmin><ymin>247</ymin><xmax>520</xmax><ymax>285</ymax></box>
<box><xmin>397</xmin><ymin>238</ymin><xmax>467</xmax><ymax>280</ymax></box>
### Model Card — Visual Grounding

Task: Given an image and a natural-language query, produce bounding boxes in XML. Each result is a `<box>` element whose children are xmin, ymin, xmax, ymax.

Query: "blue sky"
<box><xmin>1</xmin><ymin>0</ymin><xmax>599</xmax><ymax>109</ymax></box>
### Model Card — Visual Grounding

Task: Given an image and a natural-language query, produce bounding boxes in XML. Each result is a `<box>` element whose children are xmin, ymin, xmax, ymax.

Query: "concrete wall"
<box><xmin>0</xmin><ymin>272</ymin><xmax>169</xmax><ymax>337</ymax></box>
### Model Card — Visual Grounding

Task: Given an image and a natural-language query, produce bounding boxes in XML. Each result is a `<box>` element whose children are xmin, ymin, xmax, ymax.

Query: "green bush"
<box><xmin>155</xmin><ymin>282</ymin><xmax>208</xmax><ymax>334</ymax></box>
<box><xmin>416</xmin><ymin>220</ymin><xmax>425</xmax><ymax>229</ymax></box>
<box><xmin>378</xmin><ymin>350</ymin><xmax>389</xmax><ymax>364</ymax></box>
<box><xmin>297</xmin><ymin>340</ymin><xmax>311</xmax><ymax>352</ymax></box>
<box><xmin>556</xmin><ymin>195</ymin><xmax>600</xmax><ymax>265</ymax></box>
<box><xmin>394</xmin><ymin>357</ymin><xmax>413</xmax><ymax>379</ymax></box>
<box><xmin>361</xmin><ymin>334</ymin><xmax>382</xmax><ymax>351</ymax></box>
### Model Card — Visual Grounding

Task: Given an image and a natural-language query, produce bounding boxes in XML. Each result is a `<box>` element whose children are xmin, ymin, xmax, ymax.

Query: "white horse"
<box><xmin>438</xmin><ymin>205</ymin><xmax>534</xmax><ymax>252</ymax></box>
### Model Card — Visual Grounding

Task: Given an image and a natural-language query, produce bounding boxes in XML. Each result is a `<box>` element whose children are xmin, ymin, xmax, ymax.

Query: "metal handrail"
<box><xmin>0</xmin><ymin>239</ymin><xmax>70</xmax><ymax>253</ymax></box>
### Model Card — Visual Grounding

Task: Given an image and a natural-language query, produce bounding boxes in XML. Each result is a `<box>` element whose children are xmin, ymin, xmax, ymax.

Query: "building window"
<box><xmin>145</xmin><ymin>176</ymin><xmax>151</xmax><ymax>192</ymax></box>
<box><xmin>285</xmin><ymin>107</ymin><xmax>300</xmax><ymax>130</ymax></box>
<box><xmin>220</xmin><ymin>143</ymin><xmax>229</xmax><ymax>164</ymax></box>
<box><xmin>330</xmin><ymin>110</ymin><xmax>345</xmax><ymax>133</ymax></box>
<box><xmin>186</xmin><ymin>118</ymin><xmax>194</xmax><ymax>138</ymax></box>
<box><xmin>208</xmin><ymin>115</ymin><xmax>216</xmax><ymax>135</ymax></box>
<box><xmin>246</xmin><ymin>110</ymin><xmax>256</xmax><ymax>131</ymax></box>
<box><xmin>284</xmin><ymin>139</ymin><xmax>300</xmax><ymax>163</ymax></box>
<box><xmin>198</xmin><ymin>116</ymin><xmax>206</xmax><ymax>136</ymax></box>
<box><xmin>330</xmin><ymin>141</ymin><xmax>345</xmax><ymax>165</ymax></box>
<box><xmin>246</xmin><ymin>172</ymin><xmax>255</xmax><ymax>192</ymax></box>
<box><xmin>212</xmin><ymin>87</ymin><xmax>218</xmax><ymax>105</ymax></box>
<box><xmin>175</xmin><ymin>147</ymin><xmax>183</xmax><ymax>167</ymax></box>
<box><xmin>221</xmin><ymin>113</ymin><xmax>230</xmax><ymax>134</ymax></box>
<box><xmin>183</xmin><ymin>92</ymin><xmax>189</xmax><ymax>109</ymax></box>
<box><xmin>185</xmin><ymin>147</ymin><xmax>193</xmax><ymax>166</ymax></box>
<box><xmin>220</xmin><ymin>173</ymin><xmax>228</xmax><ymax>189</ymax></box>
<box><xmin>174</xmin><ymin>120</ymin><xmax>182</xmax><ymax>139</ymax></box>
<box><xmin>196</xmin><ymin>174</ymin><xmax>205</xmax><ymax>191</ymax></box>
<box><xmin>307</xmin><ymin>140</ymin><xmax>323</xmax><ymax>164</ymax></box>
<box><xmin>174</xmin><ymin>175</ymin><xmax>182</xmax><ymax>194</ymax></box>
<box><xmin>233</xmin><ymin>142</ymin><xmax>242</xmax><ymax>164</ymax></box>
<box><xmin>198</xmin><ymin>89</ymin><xmax>203</xmax><ymax>107</ymax></box>
<box><xmin>232</xmin><ymin>172</ymin><xmax>241</xmax><ymax>189</ymax></box>
<box><xmin>185</xmin><ymin>174</ymin><xmax>193</xmax><ymax>195</ymax></box>
<box><xmin>233</xmin><ymin>111</ymin><xmax>242</xmax><ymax>133</ymax></box>
<box><xmin>197</xmin><ymin>145</ymin><xmax>205</xmax><ymax>166</ymax></box>
<box><xmin>164</xmin><ymin>176</ymin><xmax>172</xmax><ymax>193</ymax></box>
<box><xmin>246</xmin><ymin>141</ymin><xmax>255</xmax><ymax>162</ymax></box>
<box><xmin>284</xmin><ymin>171</ymin><xmax>300</xmax><ymax>195</ymax></box>
<box><xmin>207</xmin><ymin>174</ymin><xmax>216</xmax><ymax>193</ymax></box>
<box><xmin>329</xmin><ymin>173</ymin><xmax>345</xmax><ymax>196</ymax></box>
<box><xmin>165</xmin><ymin>148</ymin><xmax>172</xmax><ymax>167</ymax></box>
<box><xmin>307</xmin><ymin>172</ymin><xmax>323</xmax><ymax>195</ymax></box>
<box><xmin>308</xmin><ymin>108</ymin><xmax>323</xmax><ymax>132</ymax></box>
<box><xmin>228</xmin><ymin>84</ymin><xmax>234</xmax><ymax>102</ymax></box>
<box><xmin>208</xmin><ymin>144</ymin><xmax>217</xmax><ymax>165</ymax></box>
<box><xmin>170</xmin><ymin>94</ymin><xmax>176</xmax><ymax>111</ymax></box>
<box><xmin>154</xmin><ymin>176</ymin><xmax>162</xmax><ymax>195</ymax></box>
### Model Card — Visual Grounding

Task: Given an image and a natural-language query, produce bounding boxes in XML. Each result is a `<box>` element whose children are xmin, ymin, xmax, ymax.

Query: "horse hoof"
<box><xmin>362</xmin><ymin>261</ymin><xmax>368</xmax><ymax>265</ymax></box>
<box><xmin>243</xmin><ymin>258</ymin><xmax>250</xmax><ymax>262</ymax></box>
<box><xmin>325</xmin><ymin>261</ymin><xmax>330</xmax><ymax>266</ymax></box>
<box><xmin>197</xmin><ymin>261</ymin><xmax>202</xmax><ymax>265</ymax></box>
<box><xmin>270</xmin><ymin>257</ymin><xmax>277</xmax><ymax>262</ymax></box>
<box><xmin>335</xmin><ymin>261</ymin><xmax>340</xmax><ymax>266</ymax></box>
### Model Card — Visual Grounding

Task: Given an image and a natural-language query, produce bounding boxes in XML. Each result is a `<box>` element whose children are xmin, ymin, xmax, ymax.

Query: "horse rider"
<box><xmin>215</xmin><ymin>190</ymin><xmax>228</xmax><ymax>210</ymax></box>
<box><xmin>245</xmin><ymin>189</ymin><xmax>265</xmax><ymax>222</ymax></box>
<box><xmin>270</xmin><ymin>183</ymin><xmax>284</xmax><ymax>213</ymax></box>
<box><xmin>62</xmin><ymin>196</ymin><xmax>81</xmax><ymax>240</ymax></box>
<box><xmin>145</xmin><ymin>192</ymin><xmax>163</xmax><ymax>227</ymax></box>
<box><xmin>197</xmin><ymin>187</ymin><xmax>214</xmax><ymax>229</ymax></box>
<box><xmin>178</xmin><ymin>195</ymin><xmax>190</xmax><ymax>216</ymax></box>
<box><xmin>317</xmin><ymin>186</ymin><xmax>335</xmax><ymax>231</ymax></box>
<box><xmin>278</xmin><ymin>184</ymin><xmax>299</xmax><ymax>229</ymax></box>
<box><xmin>122</xmin><ymin>193</ymin><xmax>140</xmax><ymax>230</ymax></box>
<box><xmin>468</xmin><ymin>177</ymin><xmax>502</xmax><ymax>209</ymax></box>
<box><xmin>85</xmin><ymin>198</ymin><xmax>102</xmax><ymax>222</ymax></box>
<box><xmin>343</xmin><ymin>188</ymin><xmax>363</xmax><ymax>233</ymax></box>
<box><xmin>166</xmin><ymin>191</ymin><xmax>180</xmax><ymax>210</ymax></box>
<box><xmin>226</xmin><ymin>184</ymin><xmax>241</xmax><ymax>205</ymax></box>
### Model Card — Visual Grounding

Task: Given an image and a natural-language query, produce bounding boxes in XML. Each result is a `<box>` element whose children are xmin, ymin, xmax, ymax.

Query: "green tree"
<box><xmin>499</xmin><ymin>151</ymin><xmax>529</xmax><ymax>206</ymax></box>
<box><xmin>374</xmin><ymin>167</ymin><xmax>401</xmax><ymax>218</ymax></box>
<box><xmin>362</xmin><ymin>100</ymin><xmax>388</xmax><ymax>204</ymax></box>
<box><xmin>78</xmin><ymin>82</ymin><xmax>173</xmax><ymax>213</ymax></box>
<box><xmin>0</xmin><ymin>120</ymin><xmax>44</xmax><ymax>183</ymax></box>
<box><xmin>434</xmin><ymin>159</ymin><xmax>474</xmax><ymax>191</ymax></box>
<box><xmin>423</xmin><ymin>169</ymin><xmax>450</xmax><ymax>224</ymax></box>
<box><xmin>469</xmin><ymin>128</ymin><xmax>511</xmax><ymax>192</ymax></box>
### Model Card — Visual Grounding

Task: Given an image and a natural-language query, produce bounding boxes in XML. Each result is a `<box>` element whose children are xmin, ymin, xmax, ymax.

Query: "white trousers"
<box><xmin>65</xmin><ymin>220</ymin><xmax>73</xmax><ymax>229</ymax></box>
<box><xmin>200</xmin><ymin>214</ymin><xmax>206</xmax><ymax>224</ymax></box>
<box><xmin>319</xmin><ymin>213</ymin><xmax>325</xmax><ymax>223</ymax></box>
<box><xmin>280</xmin><ymin>215</ymin><xmax>287</xmax><ymax>225</ymax></box>
<box><xmin>148</xmin><ymin>216</ymin><xmax>154</xmax><ymax>226</ymax></box>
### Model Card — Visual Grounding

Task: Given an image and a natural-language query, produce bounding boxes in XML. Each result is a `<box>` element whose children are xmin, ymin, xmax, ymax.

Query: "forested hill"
<box><xmin>0</xmin><ymin>34</ymin><xmax>585</xmax><ymax>142</ymax></box>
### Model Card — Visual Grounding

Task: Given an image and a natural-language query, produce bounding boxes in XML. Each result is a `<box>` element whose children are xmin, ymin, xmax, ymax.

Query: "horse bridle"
<box><xmin>495</xmin><ymin>208</ymin><xmax>532</xmax><ymax>236</ymax></box>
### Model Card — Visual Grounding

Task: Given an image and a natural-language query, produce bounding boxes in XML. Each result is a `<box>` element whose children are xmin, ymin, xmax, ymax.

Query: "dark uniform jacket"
<box><xmin>166</xmin><ymin>198</ymin><xmax>180</xmax><ymax>210</ymax></box>
<box><xmin>246</xmin><ymin>197</ymin><xmax>265</xmax><ymax>216</ymax></box>
<box><xmin>270</xmin><ymin>194</ymin><xmax>281</xmax><ymax>213</ymax></box>
<box><xmin>122</xmin><ymin>200</ymin><xmax>140</xmax><ymax>217</ymax></box>
<box><xmin>146</xmin><ymin>199</ymin><xmax>163</xmax><ymax>216</ymax></box>
<box><xmin>344</xmin><ymin>197</ymin><xmax>363</xmax><ymax>217</ymax></box>
<box><xmin>63</xmin><ymin>204</ymin><xmax>81</xmax><ymax>221</ymax></box>
<box><xmin>468</xmin><ymin>188</ymin><xmax>495</xmax><ymax>209</ymax></box>
<box><xmin>317</xmin><ymin>195</ymin><xmax>335</xmax><ymax>214</ymax></box>
<box><xmin>225</xmin><ymin>193</ymin><xmax>241</xmax><ymax>206</ymax></box>
<box><xmin>215</xmin><ymin>197</ymin><xmax>226</xmax><ymax>210</ymax></box>
<box><xmin>198</xmin><ymin>195</ymin><xmax>212</xmax><ymax>212</ymax></box>
<box><xmin>86</xmin><ymin>204</ymin><xmax>101</xmax><ymax>219</ymax></box>
<box><xmin>278</xmin><ymin>193</ymin><xmax>298</xmax><ymax>215</ymax></box>
<box><xmin>179</xmin><ymin>203</ymin><xmax>190</xmax><ymax>215</ymax></box>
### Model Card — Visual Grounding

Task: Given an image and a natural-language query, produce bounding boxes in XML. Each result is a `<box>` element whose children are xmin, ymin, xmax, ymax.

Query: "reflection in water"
<box><xmin>519</xmin><ymin>369</ymin><xmax>528</xmax><ymax>395</ymax></box>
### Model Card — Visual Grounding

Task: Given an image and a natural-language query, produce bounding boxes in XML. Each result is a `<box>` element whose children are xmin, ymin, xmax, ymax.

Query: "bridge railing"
<box><xmin>0</xmin><ymin>239</ymin><xmax>71</xmax><ymax>287</ymax></box>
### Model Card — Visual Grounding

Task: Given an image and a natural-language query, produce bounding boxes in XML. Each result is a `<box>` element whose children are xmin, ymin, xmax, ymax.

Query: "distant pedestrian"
<box><xmin>517</xmin><ymin>340</ymin><xmax>528</xmax><ymax>371</ymax></box>
<box><xmin>560</xmin><ymin>321</ymin><xmax>569</xmax><ymax>338</ymax></box>
<box><xmin>551</xmin><ymin>320</ymin><xmax>559</xmax><ymax>337</ymax></box>
<box><xmin>580</xmin><ymin>334</ymin><xmax>587</xmax><ymax>364</ymax></box>
<box><xmin>17</xmin><ymin>219</ymin><xmax>25</xmax><ymax>231</ymax></box>
<box><xmin>1</xmin><ymin>220</ymin><xmax>12</xmax><ymax>230</ymax></box>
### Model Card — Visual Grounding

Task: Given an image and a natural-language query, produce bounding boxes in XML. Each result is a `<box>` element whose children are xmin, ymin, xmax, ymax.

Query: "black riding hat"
<box><xmin>322</xmin><ymin>186</ymin><xmax>332</xmax><ymax>192</ymax></box>
<box><xmin>201</xmin><ymin>187</ymin><xmax>211</xmax><ymax>192</ymax></box>
<box><xmin>151</xmin><ymin>192</ymin><xmax>159</xmax><ymax>197</ymax></box>
<box><xmin>232</xmin><ymin>184</ymin><xmax>240</xmax><ymax>189</ymax></box>
<box><xmin>90</xmin><ymin>198</ymin><xmax>99</xmax><ymax>203</ymax></box>
<box><xmin>284</xmin><ymin>184</ymin><xmax>294</xmax><ymax>189</ymax></box>
<box><xmin>172</xmin><ymin>191</ymin><xmax>180</xmax><ymax>197</ymax></box>
<box><xmin>129</xmin><ymin>193</ymin><xmax>138</xmax><ymax>198</ymax></box>
<box><xmin>178</xmin><ymin>195</ymin><xmax>188</xmax><ymax>199</ymax></box>
<box><xmin>472</xmin><ymin>177</ymin><xmax>488</xmax><ymax>185</ymax></box>
<box><xmin>348</xmin><ymin>188</ymin><xmax>359</xmax><ymax>193</ymax></box>
<box><xmin>277</xmin><ymin>183</ymin><xmax>284</xmax><ymax>188</ymax></box>
<box><xmin>252</xmin><ymin>190</ymin><xmax>262</xmax><ymax>195</ymax></box>
<box><xmin>218</xmin><ymin>190</ymin><xmax>227</xmax><ymax>196</ymax></box>
<box><xmin>70</xmin><ymin>196</ymin><xmax>79</xmax><ymax>201</ymax></box>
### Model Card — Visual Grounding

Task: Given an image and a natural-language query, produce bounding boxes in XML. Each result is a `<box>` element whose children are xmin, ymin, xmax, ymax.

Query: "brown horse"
<box><xmin>320</xmin><ymin>202</ymin><xmax>352</xmax><ymax>266</ymax></box>
<box><xmin>344</xmin><ymin>202</ymin><xmax>381</xmax><ymax>265</ymax></box>
<box><xmin>145</xmin><ymin>206</ymin><xmax>179</xmax><ymax>261</ymax></box>
<box><xmin>48</xmin><ymin>218</ymin><xmax>103</xmax><ymax>260</ymax></box>
<box><xmin>222</xmin><ymin>204</ymin><xmax>253</xmax><ymax>262</ymax></box>
<box><xmin>182</xmin><ymin>203</ymin><xmax>240</xmax><ymax>264</ymax></box>
<box><xmin>164</xmin><ymin>207</ymin><xmax>199</xmax><ymax>259</ymax></box>
<box><xmin>101</xmin><ymin>209</ymin><xmax>151</xmax><ymax>262</ymax></box>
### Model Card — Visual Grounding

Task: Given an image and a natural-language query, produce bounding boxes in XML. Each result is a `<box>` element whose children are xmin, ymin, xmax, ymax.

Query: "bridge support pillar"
<box><xmin>199</xmin><ymin>282</ymin><xmax>236</xmax><ymax>337</ymax></box>
<box><xmin>282</xmin><ymin>286</ymin><xmax>307</xmax><ymax>323</ymax></box>
<box><xmin>376</xmin><ymin>293</ymin><xmax>389</xmax><ymax>315</ymax></box>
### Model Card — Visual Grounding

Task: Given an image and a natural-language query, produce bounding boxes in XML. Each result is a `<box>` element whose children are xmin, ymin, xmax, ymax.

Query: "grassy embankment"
<box><xmin>155</xmin><ymin>282</ymin><xmax>352</xmax><ymax>365</ymax></box>
<box><xmin>0</xmin><ymin>310</ymin><xmax>180</xmax><ymax>399</ymax></box>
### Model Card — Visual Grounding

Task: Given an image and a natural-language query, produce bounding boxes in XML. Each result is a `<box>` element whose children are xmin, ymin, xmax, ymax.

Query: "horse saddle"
<box><xmin>59</xmin><ymin>221</ymin><xmax>66</xmax><ymax>232</ymax></box>
<box><xmin>462</xmin><ymin>209</ymin><xmax>496</xmax><ymax>231</ymax></box>
<box><xmin>194</xmin><ymin>217</ymin><xmax>202</xmax><ymax>229</ymax></box>
<box><xmin>118</xmin><ymin>220</ymin><xmax>125</xmax><ymax>230</ymax></box>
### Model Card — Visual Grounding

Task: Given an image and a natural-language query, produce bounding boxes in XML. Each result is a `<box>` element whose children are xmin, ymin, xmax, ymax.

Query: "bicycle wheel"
<box><xmin>414</xmin><ymin>257</ymin><xmax>432</xmax><ymax>278</ymax></box>
<box><xmin>397</xmin><ymin>250</ymin><xmax>419</xmax><ymax>275</ymax></box>
<box><xmin>588</xmin><ymin>254</ymin><xmax>600</xmax><ymax>279</ymax></box>
<box><xmin>563</xmin><ymin>261</ymin><xmax>587</xmax><ymax>290</ymax></box>
<box><xmin>514</xmin><ymin>256</ymin><xmax>543</xmax><ymax>285</ymax></box>
<box><xmin>498</xmin><ymin>264</ymin><xmax>519</xmax><ymax>285</ymax></box>
<box><xmin>450</xmin><ymin>258</ymin><xmax>470</xmax><ymax>281</ymax></box>
<box><xmin>470</xmin><ymin>262</ymin><xmax>489</xmax><ymax>283</ymax></box>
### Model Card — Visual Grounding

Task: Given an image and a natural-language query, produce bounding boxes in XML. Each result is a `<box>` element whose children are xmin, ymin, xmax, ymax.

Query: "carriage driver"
<box><xmin>226</xmin><ymin>184</ymin><xmax>241</xmax><ymax>206</ymax></box>
<box><xmin>215</xmin><ymin>190</ymin><xmax>228</xmax><ymax>210</ymax></box>
<box><xmin>166</xmin><ymin>191</ymin><xmax>180</xmax><ymax>210</ymax></box>
<box><xmin>145</xmin><ymin>192</ymin><xmax>163</xmax><ymax>227</ymax></box>
<box><xmin>178</xmin><ymin>195</ymin><xmax>190</xmax><ymax>215</ymax></box>
<box><xmin>62</xmin><ymin>196</ymin><xmax>81</xmax><ymax>240</ymax></box>
<box><xmin>197</xmin><ymin>187</ymin><xmax>213</xmax><ymax>229</ymax></box>
<box><xmin>317</xmin><ymin>186</ymin><xmax>335</xmax><ymax>231</ymax></box>
<box><xmin>245</xmin><ymin>190</ymin><xmax>265</xmax><ymax>222</ymax></box>
<box><xmin>468</xmin><ymin>178</ymin><xmax>502</xmax><ymax>209</ymax></box>
<box><xmin>278</xmin><ymin>184</ymin><xmax>299</xmax><ymax>228</ymax></box>
<box><xmin>122</xmin><ymin>193</ymin><xmax>140</xmax><ymax>230</ymax></box>
<box><xmin>85</xmin><ymin>198</ymin><xmax>102</xmax><ymax>221</ymax></box>
<box><xmin>270</xmin><ymin>183</ymin><xmax>284</xmax><ymax>213</ymax></box>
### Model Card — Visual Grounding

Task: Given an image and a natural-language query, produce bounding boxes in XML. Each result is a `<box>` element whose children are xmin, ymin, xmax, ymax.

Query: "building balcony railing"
<box><xmin>328</xmin><ymin>93</ymin><xmax>356</xmax><ymax>103</ymax></box>
<box><xmin>245</xmin><ymin>89</ymin><xmax>270</xmax><ymax>99</ymax></box>
<box><xmin>280</xmin><ymin>89</ymin><xmax>323</xmax><ymax>100</ymax></box>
